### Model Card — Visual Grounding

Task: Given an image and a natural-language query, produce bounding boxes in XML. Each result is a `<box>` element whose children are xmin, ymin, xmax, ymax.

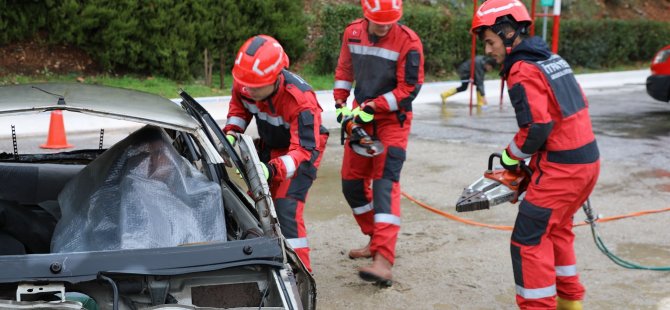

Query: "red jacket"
<box><xmin>223</xmin><ymin>70</ymin><xmax>325</xmax><ymax>181</ymax></box>
<box><xmin>504</xmin><ymin>37</ymin><xmax>598</xmax><ymax>181</ymax></box>
<box><xmin>333</xmin><ymin>19</ymin><xmax>424</xmax><ymax>115</ymax></box>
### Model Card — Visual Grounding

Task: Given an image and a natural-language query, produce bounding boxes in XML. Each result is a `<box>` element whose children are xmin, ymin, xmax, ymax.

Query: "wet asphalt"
<box><xmin>5</xmin><ymin>81</ymin><xmax>670</xmax><ymax>167</ymax></box>
<box><xmin>410</xmin><ymin>82</ymin><xmax>670</xmax><ymax>170</ymax></box>
<box><xmin>1</xmin><ymin>82</ymin><xmax>669</xmax><ymax>308</ymax></box>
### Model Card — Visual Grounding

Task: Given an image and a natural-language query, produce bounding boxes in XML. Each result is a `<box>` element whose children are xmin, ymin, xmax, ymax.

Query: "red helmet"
<box><xmin>471</xmin><ymin>0</ymin><xmax>532</xmax><ymax>34</ymax></box>
<box><xmin>232</xmin><ymin>35</ymin><xmax>289</xmax><ymax>88</ymax></box>
<box><xmin>361</xmin><ymin>0</ymin><xmax>403</xmax><ymax>25</ymax></box>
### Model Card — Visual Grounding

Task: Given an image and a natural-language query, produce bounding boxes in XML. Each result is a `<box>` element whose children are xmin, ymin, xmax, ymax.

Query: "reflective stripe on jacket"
<box><xmin>224</xmin><ymin>70</ymin><xmax>327</xmax><ymax>180</ymax></box>
<box><xmin>333</xmin><ymin>18</ymin><xmax>424</xmax><ymax>113</ymax></box>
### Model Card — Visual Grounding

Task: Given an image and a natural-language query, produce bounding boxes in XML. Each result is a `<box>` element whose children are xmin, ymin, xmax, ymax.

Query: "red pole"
<box><xmin>469</xmin><ymin>0</ymin><xmax>478</xmax><ymax>116</ymax></box>
<box><xmin>530</xmin><ymin>0</ymin><xmax>537</xmax><ymax>36</ymax></box>
<box><xmin>551</xmin><ymin>0</ymin><xmax>561</xmax><ymax>54</ymax></box>
<box><xmin>551</xmin><ymin>15</ymin><xmax>560</xmax><ymax>53</ymax></box>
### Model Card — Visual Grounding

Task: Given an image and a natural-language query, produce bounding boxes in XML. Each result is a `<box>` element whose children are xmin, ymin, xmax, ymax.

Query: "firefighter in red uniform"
<box><xmin>471</xmin><ymin>1</ymin><xmax>600</xmax><ymax>309</ymax></box>
<box><xmin>333</xmin><ymin>0</ymin><xmax>424</xmax><ymax>286</ymax></box>
<box><xmin>223</xmin><ymin>35</ymin><xmax>329</xmax><ymax>272</ymax></box>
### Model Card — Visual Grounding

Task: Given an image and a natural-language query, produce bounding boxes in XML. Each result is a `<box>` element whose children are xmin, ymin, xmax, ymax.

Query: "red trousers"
<box><xmin>341</xmin><ymin>113</ymin><xmax>411</xmax><ymax>264</ymax></box>
<box><xmin>269</xmin><ymin>133</ymin><xmax>328</xmax><ymax>272</ymax></box>
<box><xmin>511</xmin><ymin>158</ymin><xmax>600</xmax><ymax>309</ymax></box>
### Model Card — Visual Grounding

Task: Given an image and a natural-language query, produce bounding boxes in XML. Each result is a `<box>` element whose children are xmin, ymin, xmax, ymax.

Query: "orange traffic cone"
<box><xmin>40</xmin><ymin>111</ymin><xmax>73</xmax><ymax>149</ymax></box>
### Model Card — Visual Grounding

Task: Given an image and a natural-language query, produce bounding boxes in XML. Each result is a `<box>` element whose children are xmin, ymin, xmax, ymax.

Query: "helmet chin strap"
<box><xmin>368</xmin><ymin>32</ymin><xmax>380</xmax><ymax>44</ymax></box>
<box><xmin>492</xmin><ymin>19</ymin><xmax>524</xmax><ymax>55</ymax></box>
<box><xmin>255</xmin><ymin>78</ymin><xmax>281</xmax><ymax>102</ymax></box>
<box><xmin>497</xmin><ymin>29</ymin><xmax>520</xmax><ymax>55</ymax></box>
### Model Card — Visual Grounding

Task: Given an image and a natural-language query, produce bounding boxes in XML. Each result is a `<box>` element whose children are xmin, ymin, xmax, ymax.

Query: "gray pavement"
<box><xmin>1</xmin><ymin>70</ymin><xmax>669</xmax><ymax>309</ymax></box>
<box><xmin>0</xmin><ymin>69</ymin><xmax>650</xmax><ymax>139</ymax></box>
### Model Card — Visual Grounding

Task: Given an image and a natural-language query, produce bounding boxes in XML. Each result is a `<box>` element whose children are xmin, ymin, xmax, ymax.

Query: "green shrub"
<box><xmin>3</xmin><ymin>1</ymin><xmax>670</xmax><ymax>80</ymax></box>
<box><xmin>313</xmin><ymin>3</ymin><xmax>670</xmax><ymax>77</ymax></box>
<box><xmin>1</xmin><ymin>0</ymin><xmax>307</xmax><ymax>81</ymax></box>
<box><xmin>542</xmin><ymin>19</ymin><xmax>670</xmax><ymax>69</ymax></box>
<box><xmin>313</xmin><ymin>3</ymin><xmax>479</xmax><ymax>77</ymax></box>
<box><xmin>312</xmin><ymin>4</ymin><xmax>361</xmax><ymax>75</ymax></box>
<box><xmin>0</xmin><ymin>0</ymin><xmax>47</xmax><ymax>44</ymax></box>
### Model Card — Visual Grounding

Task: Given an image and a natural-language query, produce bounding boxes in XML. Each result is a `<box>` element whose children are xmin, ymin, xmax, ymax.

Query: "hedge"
<box><xmin>0</xmin><ymin>0</ymin><xmax>48</xmax><ymax>44</ymax></box>
<box><xmin>312</xmin><ymin>3</ymin><xmax>670</xmax><ymax>76</ymax></box>
<box><xmin>554</xmin><ymin>19</ymin><xmax>670</xmax><ymax>69</ymax></box>
<box><xmin>2</xmin><ymin>1</ymin><xmax>670</xmax><ymax>80</ymax></box>
<box><xmin>0</xmin><ymin>0</ymin><xmax>307</xmax><ymax>81</ymax></box>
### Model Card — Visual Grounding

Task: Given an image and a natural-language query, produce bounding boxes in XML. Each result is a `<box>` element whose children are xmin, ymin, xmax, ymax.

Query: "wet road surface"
<box><xmin>410</xmin><ymin>83</ymin><xmax>670</xmax><ymax>169</ymax></box>
<box><xmin>2</xmin><ymin>83</ymin><xmax>670</xmax><ymax>309</ymax></box>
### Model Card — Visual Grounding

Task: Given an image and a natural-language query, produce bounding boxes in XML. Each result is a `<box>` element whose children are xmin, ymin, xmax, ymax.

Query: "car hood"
<box><xmin>0</xmin><ymin>83</ymin><xmax>199</xmax><ymax>132</ymax></box>
<box><xmin>0</xmin><ymin>237</ymin><xmax>284</xmax><ymax>283</ymax></box>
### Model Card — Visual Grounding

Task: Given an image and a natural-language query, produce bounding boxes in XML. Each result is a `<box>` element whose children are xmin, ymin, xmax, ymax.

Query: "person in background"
<box><xmin>440</xmin><ymin>55</ymin><xmax>497</xmax><ymax>106</ymax></box>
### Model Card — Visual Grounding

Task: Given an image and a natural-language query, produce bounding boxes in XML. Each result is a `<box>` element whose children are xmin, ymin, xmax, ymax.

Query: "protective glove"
<box><xmin>335</xmin><ymin>104</ymin><xmax>352</xmax><ymax>124</ymax></box>
<box><xmin>261</xmin><ymin>162</ymin><xmax>276</xmax><ymax>181</ymax></box>
<box><xmin>234</xmin><ymin>162</ymin><xmax>275</xmax><ymax>181</ymax></box>
<box><xmin>352</xmin><ymin>105</ymin><xmax>375</xmax><ymax>124</ymax></box>
<box><xmin>226</xmin><ymin>134</ymin><xmax>236</xmax><ymax>147</ymax></box>
<box><xmin>501</xmin><ymin>149</ymin><xmax>520</xmax><ymax>172</ymax></box>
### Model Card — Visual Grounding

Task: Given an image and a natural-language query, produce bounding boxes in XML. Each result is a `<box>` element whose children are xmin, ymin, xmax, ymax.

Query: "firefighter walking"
<box><xmin>223</xmin><ymin>35</ymin><xmax>329</xmax><ymax>272</ymax></box>
<box><xmin>333</xmin><ymin>0</ymin><xmax>424</xmax><ymax>286</ymax></box>
<box><xmin>471</xmin><ymin>0</ymin><xmax>600</xmax><ymax>309</ymax></box>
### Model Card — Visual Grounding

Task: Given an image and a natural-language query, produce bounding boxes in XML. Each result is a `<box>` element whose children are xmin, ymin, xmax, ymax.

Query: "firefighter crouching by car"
<box><xmin>333</xmin><ymin>0</ymin><xmax>424</xmax><ymax>286</ymax></box>
<box><xmin>471</xmin><ymin>0</ymin><xmax>600</xmax><ymax>309</ymax></box>
<box><xmin>223</xmin><ymin>35</ymin><xmax>329</xmax><ymax>272</ymax></box>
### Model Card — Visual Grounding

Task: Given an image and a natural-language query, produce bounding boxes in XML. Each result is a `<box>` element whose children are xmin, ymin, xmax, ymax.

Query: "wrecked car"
<box><xmin>0</xmin><ymin>83</ymin><xmax>315</xmax><ymax>309</ymax></box>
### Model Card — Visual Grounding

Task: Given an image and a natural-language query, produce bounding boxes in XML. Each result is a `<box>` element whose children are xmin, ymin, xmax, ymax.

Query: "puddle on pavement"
<box><xmin>615</xmin><ymin>243</ymin><xmax>670</xmax><ymax>266</ymax></box>
<box><xmin>632</xmin><ymin>169</ymin><xmax>670</xmax><ymax>192</ymax></box>
<box><xmin>304</xmin><ymin>155</ymin><xmax>433</xmax><ymax>222</ymax></box>
<box><xmin>440</xmin><ymin>103</ymin><xmax>454</xmax><ymax>120</ymax></box>
<box><xmin>439</xmin><ymin>103</ymin><xmax>490</xmax><ymax>121</ymax></box>
<box><xmin>593</xmin><ymin>110</ymin><xmax>670</xmax><ymax>140</ymax></box>
<box><xmin>304</xmin><ymin>159</ymin><xmax>350</xmax><ymax>221</ymax></box>
<box><xmin>634</xmin><ymin>169</ymin><xmax>670</xmax><ymax>179</ymax></box>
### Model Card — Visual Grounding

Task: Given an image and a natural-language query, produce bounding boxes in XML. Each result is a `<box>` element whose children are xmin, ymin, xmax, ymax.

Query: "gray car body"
<box><xmin>0</xmin><ymin>83</ymin><xmax>315</xmax><ymax>310</ymax></box>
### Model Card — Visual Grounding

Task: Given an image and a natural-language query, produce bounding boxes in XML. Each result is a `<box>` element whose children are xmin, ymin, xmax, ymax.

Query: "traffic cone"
<box><xmin>40</xmin><ymin>111</ymin><xmax>73</xmax><ymax>149</ymax></box>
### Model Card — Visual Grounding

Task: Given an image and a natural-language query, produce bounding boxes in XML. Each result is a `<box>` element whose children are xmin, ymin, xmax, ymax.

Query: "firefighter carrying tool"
<box><xmin>456</xmin><ymin>153</ymin><xmax>531</xmax><ymax>212</ymax></box>
<box><xmin>340</xmin><ymin>114</ymin><xmax>384</xmax><ymax>158</ymax></box>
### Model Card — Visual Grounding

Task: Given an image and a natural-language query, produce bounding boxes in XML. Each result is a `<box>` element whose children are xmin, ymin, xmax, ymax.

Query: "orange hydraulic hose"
<box><xmin>401</xmin><ymin>192</ymin><xmax>670</xmax><ymax>231</ymax></box>
<box><xmin>573</xmin><ymin>207</ymin><xmax>670</xmax><ymax>227</ymax></box>
<box><xmin>402</xmin><ymin>192</ymin><xmax>512</xmax><ymax>231</ymax></box>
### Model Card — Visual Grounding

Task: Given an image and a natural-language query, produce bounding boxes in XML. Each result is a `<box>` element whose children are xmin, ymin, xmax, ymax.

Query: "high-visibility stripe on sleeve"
<box><xmin>374</xmin><ymin>213</ymin><xmax>401</xmax><ymax>226</ymax></box>
<box><xmin>287</xmin><ymin>237</ymin><xmax>308</xmax><ymax>249</ymax></box>
<box><xmin>226</xmin><ymin>116</ymin><xmax>247</xmax><ymax>130</ymax></box>
<box><xmin>352</xmin><ymin>203</ymin><xmax>374</xmax><ymax>215</ymax></box>
<box><xmin>334</xmin><ymin>80</ymin><xmax>353</xmax><ymax>90</ymax></box>
<box><xmin>383</xmin><ymin>91</ymin><xmax>398</xmax><ymax>111</ymax></box>
<box><xmin>555</xmin><ymin>265</ymin><xmax>577</xmax><ymax>277</ymax></box>
<box><xmin>508</xmin><ymin>140</ymin><xmax>532</xmax><ymax>159</ymax></box>
<box><xmin>515</xmin><ymin>284</ymin><xmax>556</xmax><ymax>299</ymax></box>
<box><xmin>279</xmin><ymin>155</ymin><xmax>296</xmax><ymax>178</ymax></box>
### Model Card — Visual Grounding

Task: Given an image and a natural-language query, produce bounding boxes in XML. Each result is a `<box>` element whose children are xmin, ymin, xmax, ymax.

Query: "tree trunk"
<box><xmin>204</xmin><ymin>48</ymin><xmax>213</xmax><ymax>87</ymax></box>
<box><xmin>220</xmin><ymin>49</ymin><xmax>225</xmax><ymax>89</ymax></box>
